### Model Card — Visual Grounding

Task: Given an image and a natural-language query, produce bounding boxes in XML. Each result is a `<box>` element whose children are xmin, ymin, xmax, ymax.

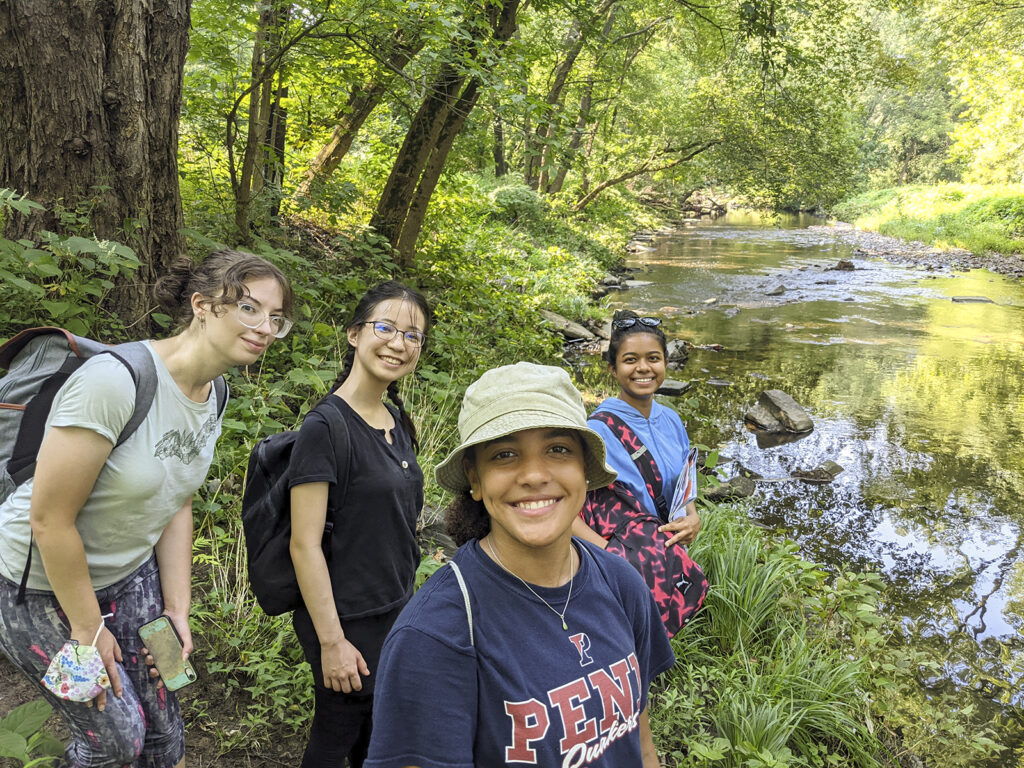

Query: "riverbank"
<box><xmin>812</xmin><ymin>221</ymin><xmax>1024</xmax><ymax>278</ymax></box>
<box><xmin>830</xmin><ymin>183</ymin><xmax>1024</xmax><ymax>274</ymax></box>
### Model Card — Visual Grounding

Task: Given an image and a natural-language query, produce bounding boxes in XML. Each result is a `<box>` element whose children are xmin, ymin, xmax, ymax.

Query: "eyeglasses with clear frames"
<box><xmin>360</xmin><ymin>321</ymin><xmax>427</xmax><ymax>347</ymax></box>
<box><xmin>235</xmin><ymin>301</ymin><xmax>294</xmax><ymax>338</ymax></box>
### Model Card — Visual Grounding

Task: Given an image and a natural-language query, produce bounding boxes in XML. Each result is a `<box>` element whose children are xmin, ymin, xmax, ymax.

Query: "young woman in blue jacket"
<box><xmin>573</xmin><ymin>309</ymin><xmax>702</xmax><ymax>550</ymax></box>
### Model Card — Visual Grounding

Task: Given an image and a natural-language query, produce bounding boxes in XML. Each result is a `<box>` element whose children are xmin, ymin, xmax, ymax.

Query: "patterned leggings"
<box><xmin>0</xmin><ymin>556</ymin><xmax>185</xmax><ymax>768</ymax></box>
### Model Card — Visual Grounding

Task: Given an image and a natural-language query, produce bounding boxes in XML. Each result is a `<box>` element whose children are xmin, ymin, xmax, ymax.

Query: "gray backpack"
<box><xmin>0</xmin><ymin>327</ymin><xmax>226</xmax><ymax>601</ymax></box>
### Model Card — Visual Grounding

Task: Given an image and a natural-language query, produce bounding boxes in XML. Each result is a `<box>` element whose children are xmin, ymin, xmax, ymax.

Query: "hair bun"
<box><xmin>152</xmin><ymin>260</ymin><xmax>194</xmax><ymax>314</ymax></box>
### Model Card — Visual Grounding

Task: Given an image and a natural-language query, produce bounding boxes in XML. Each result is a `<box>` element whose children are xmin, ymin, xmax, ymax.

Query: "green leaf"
<box><xmin>62</xmin><ymin>236</ymin><xmax>105</xmax><ymax>255</ymax></box>
<box><xmin>0</xmin><ymin>268</ymin><xmax>44</xmax><ymax>296</ymax></box>
<box><xmin>27</xmin><ymin>731</ymin><xmax>64</xmax><ymax>759</ymax></box>
<box><xmin>0</xmin><ymin>730</ymin><xmax>29</xmax><ymax>761</ymax></box>
<box><xmin>1</xmin><ymin>699</ymin><xmax>52</xmax><ymax>738</ymax></box>
<box><xmin>28</xmin><ymin>262</ymin><xmax>62</xmax><ymax>278</ymax></box>
<box><xmin>40</xmin><ymin>300</ymin><xmax>70</xmax><ymax>318</ymax></box>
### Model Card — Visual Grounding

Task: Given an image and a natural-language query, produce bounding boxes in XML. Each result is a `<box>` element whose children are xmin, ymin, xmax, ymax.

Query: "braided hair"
<box><xmin>606</xmin><ymin>309</ymin><xmax>668</xmax><ymax>367</ymax></box>
<box><xmin>329</xmin><ymin>281</ymin><xmax>433</xmax><ymax>452</ymax></box>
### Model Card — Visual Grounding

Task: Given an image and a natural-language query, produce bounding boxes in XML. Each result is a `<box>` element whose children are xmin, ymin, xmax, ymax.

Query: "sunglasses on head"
<box><xmin>611</xmin><ymin>316</ymin><xmax>662</xmax><ymax>330</ymax></box>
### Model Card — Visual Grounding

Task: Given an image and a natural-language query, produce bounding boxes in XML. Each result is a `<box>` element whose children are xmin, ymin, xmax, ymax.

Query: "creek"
<box><xmin>612</xmin><ymin>211</ymin><xmax>1023</xmax><ymax>741</ymax></box>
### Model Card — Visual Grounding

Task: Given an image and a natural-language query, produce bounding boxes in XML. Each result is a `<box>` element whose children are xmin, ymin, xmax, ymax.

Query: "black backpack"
<box><xmin>241</xmin><ymin>401</ymin><xmax>351</xmax><ymax>616</ymax></box>
<box><xmin>0</xmin><ymin>326</ymin><xmax>226</xmax><ymax>602</ymax></box>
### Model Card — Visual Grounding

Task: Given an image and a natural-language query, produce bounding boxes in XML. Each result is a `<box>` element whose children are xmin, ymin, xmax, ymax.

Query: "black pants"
<box><xmin>293</xmin><ymin>605</ymin><xmax>403</xmax><ymax>768</ymax></box>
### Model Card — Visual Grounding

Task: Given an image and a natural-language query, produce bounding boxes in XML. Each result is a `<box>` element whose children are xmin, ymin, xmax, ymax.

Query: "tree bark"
<box><xmin>370</xmin><ymin>0</ymin><xmax>520</xmax><ymax>266</ymax></box>
<box><xmin>0</xmin><ymin>0</ymin><xmax>191</xmax><ymax>328</ymax></box>
<box><xmin>493</xmin><ymin>113</ymin><xmax>509</xmax><ymax>177</ymax></box>
<box><xmin>293</xmin><ymin>32</ymin><xmax>425</xmax><ymax>200</ymax></box>
<box><xmin>234</xmin><ymin>1</ymin><xmax>287</xmax><ymax>242</ymax></box>
<box><xmin>397</xmin><ymin>78</ymin><xmax>483</xmax><ymax>261</ymax></box>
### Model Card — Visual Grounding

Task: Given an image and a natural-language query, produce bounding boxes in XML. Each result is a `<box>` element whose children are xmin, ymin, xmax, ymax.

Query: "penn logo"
<box><xmin>569</xmin><ymin>632</ymin><xmax>593</xmax><ymax>667</ymax></box>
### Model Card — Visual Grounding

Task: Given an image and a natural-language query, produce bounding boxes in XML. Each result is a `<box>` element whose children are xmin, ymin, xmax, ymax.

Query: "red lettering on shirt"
<box><xmin>587</xmin><ymin>658</ymin><xmax>637</xmax><ymax>731</ymax></box>
<box><xmin>505</xmin><ymin>698</ymin><xmax>550</xmax><ymax>763</ymax></box>
<box><xmin>548</xmin><ymin>678</ymin><xmax>598</xmax><ymax>752</ymax></box>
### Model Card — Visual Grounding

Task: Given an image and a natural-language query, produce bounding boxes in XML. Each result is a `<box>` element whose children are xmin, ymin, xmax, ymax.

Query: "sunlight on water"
<box><xmin>614</xmin><ymin>213</ymin><xmax>1024</xmax><ymax>711</ymax></box>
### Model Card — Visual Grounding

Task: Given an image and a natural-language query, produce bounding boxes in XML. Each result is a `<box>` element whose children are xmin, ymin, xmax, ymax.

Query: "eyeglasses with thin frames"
<box><xmin>235</xmin><ymin>301</ymin><xmax>294</xmax><ymax>338</ymax></box>
<box><xmin>611</xmin><ymin>316</ymin><xmax>662</xmax><ymax>330</ymax></box>
<box><xmin>359</xmin><ymin>320</ymin><xmax>427</xmax><ymax>347</ymax></box>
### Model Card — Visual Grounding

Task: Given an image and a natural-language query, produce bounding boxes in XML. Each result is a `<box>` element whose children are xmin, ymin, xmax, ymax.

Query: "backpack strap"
<box><xmin>313</xmin><ymin>397</ymin><xmax>352</xmax><ymax>550</ymax></box>
<box><xmin>16</xmin><ymin>343</ymin><xmax>158</xmax><ymax>605</ymax></box>
<box><xmin>589</xmin><ymin>411</ymin><xmax>670</xmax><ymax>522</ymax></box>
<box><xmin>211</xmin><ymin>376</ymin><xmax>228</xmax><ymax>418</ymax></box>
<box><xmin>447</xmin><ymin>560</ymin><xmax>474</xmax><ymax>647</ymax></box>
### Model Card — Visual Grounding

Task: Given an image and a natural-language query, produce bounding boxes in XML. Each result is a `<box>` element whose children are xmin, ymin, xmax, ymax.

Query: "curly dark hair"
<box><xmin>445</xmin><ymin>492</ymin><xmax>491</xmax><ymax>546</ymax></box>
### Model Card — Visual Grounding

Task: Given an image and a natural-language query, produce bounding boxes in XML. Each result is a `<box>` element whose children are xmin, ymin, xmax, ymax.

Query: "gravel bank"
<box><xmin>808</xmin><ymin>222</ymin><xmax>1024</xmax><ymax>279</ymax></box>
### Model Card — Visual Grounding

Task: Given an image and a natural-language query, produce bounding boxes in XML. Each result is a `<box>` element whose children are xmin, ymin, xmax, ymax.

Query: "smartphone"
<box><xmin>138</xmin><ymin>616</ymin><xmax>197</xmax><ymax>691</ymax></box>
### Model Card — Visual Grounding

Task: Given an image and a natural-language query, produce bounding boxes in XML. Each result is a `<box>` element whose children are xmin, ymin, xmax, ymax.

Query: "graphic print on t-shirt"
<box><xmin>504</xmin><ymin>651</ymin><xmax>643</xmax><ymax>767</ymax></box>
<box><xmin>154</xmin><ymin>415</ymin><xmax>219</xmax><ymax>464</ymax></box>
<box><xmin>569</xmin><ymin>632</ymin><xmax>593</xmax><ymax>667</ymax></box>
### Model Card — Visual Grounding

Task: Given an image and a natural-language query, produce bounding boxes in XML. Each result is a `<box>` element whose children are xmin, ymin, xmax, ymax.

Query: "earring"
<box><xmin>199</xmin><ymin>314</ymin><xmax>206</xmax><ymax>330</ymax></box>
<box><xmin>470</xmin><ymin>489</ymin><xmax>480</xmax><ymax>500</ymax></box>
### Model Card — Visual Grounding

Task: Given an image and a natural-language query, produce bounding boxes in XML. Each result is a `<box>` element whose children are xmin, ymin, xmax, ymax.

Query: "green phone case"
<box><xmin>137</xmin><ymin>616</ymin><xmax>196</xmax><ymax>691</ymax></box>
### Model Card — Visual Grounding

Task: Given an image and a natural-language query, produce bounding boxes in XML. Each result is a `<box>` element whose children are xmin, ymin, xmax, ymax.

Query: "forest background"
<box><xmin>0</xmin><ymin>0</ymin><xmax>1022</xmax><ymax>765</ymax></box>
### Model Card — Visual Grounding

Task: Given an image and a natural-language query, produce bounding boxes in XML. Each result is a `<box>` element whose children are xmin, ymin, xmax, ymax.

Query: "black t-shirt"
<box><xmin>288</xmin><ymin>395</ymin><xmax>423</xmax><ymax>619</ymax></box>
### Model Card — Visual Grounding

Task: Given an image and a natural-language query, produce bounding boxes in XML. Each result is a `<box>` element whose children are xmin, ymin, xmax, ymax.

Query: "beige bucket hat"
<box><xmin>434</xmin><ymin>362</ymin><xmax>618</xmax><ymax>494</ymax></box>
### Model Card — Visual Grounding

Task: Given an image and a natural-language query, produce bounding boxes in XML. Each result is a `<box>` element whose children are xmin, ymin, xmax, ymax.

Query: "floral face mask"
<box><xmin>41</xmin><ymin>615</ymin><xmax>112</xmax><ymax>702</ymax></box>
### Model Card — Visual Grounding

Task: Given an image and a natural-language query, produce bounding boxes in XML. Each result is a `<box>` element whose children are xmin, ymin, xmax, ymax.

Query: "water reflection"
<box><xmin>615</xmin><ymin>213</ymin><xmax>1024</xmax><ymax>713</ymax></box>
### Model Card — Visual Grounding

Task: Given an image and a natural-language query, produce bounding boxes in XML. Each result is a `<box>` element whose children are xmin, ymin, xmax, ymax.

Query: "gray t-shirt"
<box><xmin>0</xmin><ymin>342</ymin><xmax>223</xmax><ymax>590</ymax></box>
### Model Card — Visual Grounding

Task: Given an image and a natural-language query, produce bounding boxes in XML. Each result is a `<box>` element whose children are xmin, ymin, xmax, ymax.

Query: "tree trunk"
<box><xmin>370</xmin><ymin>0</ymin><xmax>520</xmax><ymax>266</ymax></box>
<box><xmin>234</xmin><ymin>1</ymin><xmax>286</xmax><ymax>242</ymax></box>
<box><xmin>397</xmin><ymin>79</ymin><xmax>483</xmax><ymax>262</ymax></box>
<box><xmin>368</xmin><ymin>62</ymin><xmax>468</xmax><ymax>253</ymax></box>
<box><xmin>546</xmin><ymin>78</ymin><xmax>594</xmax><ymax>195</ymax></box>
<box><xmin>493</xmin><ymin>113</ymin><xmax>509</xmax><ymax>177</ymax></box>
<box><xmin>572</xmin><ymin>142</ymin><xmax>717</xmax><ymax>212</ymax></box>
<box><xmin>0</xmin><ymin>0</ymin><xmax>191</xmax><ymax>328</ymax></box>
<box><xmin>294</xmin><ymin>33</ymin><xmax>424</xmax><ymax>200</ymax></box>
<box><xmin>266</xmin><ymin>82</ymin><xmax>288</xmax><ymax>219</ymax></box>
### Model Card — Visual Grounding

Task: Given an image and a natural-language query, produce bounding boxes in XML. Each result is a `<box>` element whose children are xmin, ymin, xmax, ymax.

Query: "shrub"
<box><xmin>489</xmin><ymin>184</ymin><xmax>546</xmax><ymax>224</ymax></box>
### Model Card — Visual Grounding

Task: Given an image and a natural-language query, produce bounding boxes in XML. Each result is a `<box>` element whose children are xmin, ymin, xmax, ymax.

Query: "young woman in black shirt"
<box><xmin>287</xmin><ymin>281</ymin><xmax>432</xmax><ymax>768</ymax></box>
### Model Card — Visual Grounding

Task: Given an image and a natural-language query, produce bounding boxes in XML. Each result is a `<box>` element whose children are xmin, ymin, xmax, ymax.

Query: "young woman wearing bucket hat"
<box><xmin>364</xmin><ymin>362</ymin><xmax>675</xmax><ymax>768</ymax></box>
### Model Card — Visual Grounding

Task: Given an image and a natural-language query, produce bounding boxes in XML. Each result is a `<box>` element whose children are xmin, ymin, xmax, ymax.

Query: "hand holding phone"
<box><xmin>138</xmin><ymin>615</ymin><xmax>197</xmax><ymax>691</ymax></box>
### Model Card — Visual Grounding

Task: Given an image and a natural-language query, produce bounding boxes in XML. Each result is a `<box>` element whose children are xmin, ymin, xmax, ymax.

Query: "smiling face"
<box><xmin>347</xmin><ymin>298</ymin><xmax>425</xmax><ymax>386</ymax></box>
<box><xmin>197</xmin><ymin>276</ymin><xmax>284</xmax><ymax>366</ymax></box>
<box><xmin>611</xmin><ymin>332</ymin><xmax>667</xmax><ymax>412</ymax></box>
<box><xmin>465</xmin><ymin>428</ymin><xmax>588</xmax><ymax>558</ymax></box>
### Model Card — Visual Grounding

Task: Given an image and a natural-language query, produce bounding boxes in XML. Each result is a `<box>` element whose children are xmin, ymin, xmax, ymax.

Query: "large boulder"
<box><xmin>539</xmin><ymin>309</ymin><xmax>597</xmax><ymax>341</ymax></box>
<box><xmin>656</xmin><ymin>379</ymin><xmax>691</xmax><ymax>397</ymax></box>
<box><xmin>759</xmin><ymin>390</ymin><xmax>813</xmax><ymax>432</ymax></box>
<box><xmin>704</xmin><ymin>475</ymin><xmax>756</xmax><ymax>501</ymax></box>
<box><xmin>665</xmin><ymin>339</ymin><xmax>689</xmax><ymax>371</ymax></box>
<box><xmin>744</xmin><ymin>390</ymin><xmax>813</xmax><ymax>433</ymax></box>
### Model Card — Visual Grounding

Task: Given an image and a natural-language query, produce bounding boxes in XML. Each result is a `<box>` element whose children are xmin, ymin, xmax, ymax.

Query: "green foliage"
<box><xmin>489</xmin><ymin>183</ymin><xmax>546</xmax><ymax>224</ymax></box>
<box><xmin>832</xmin><ymin>183</ymin><xmax>1024</xmax><ymax>255</ymax></box>
<box><xmin>0</xmin><ymin>192</ymin><xmax>141</xmax><ymax>338</ymax></box>
<box><xmin>0</xmin><ymin>699</ymin><xmax>63</xmax><ymax>767</ymax></box>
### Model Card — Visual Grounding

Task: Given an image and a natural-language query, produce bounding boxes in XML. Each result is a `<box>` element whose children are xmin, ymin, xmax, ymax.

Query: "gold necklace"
<box><xmin>486</xmin><ymin>537</ymin><xmax>574</xmax><ymax>631</ymax></box>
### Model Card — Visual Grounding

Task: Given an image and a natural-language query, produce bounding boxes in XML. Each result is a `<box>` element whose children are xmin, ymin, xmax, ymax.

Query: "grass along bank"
<box><xmin>832</xmin><ymin>183</ymin><xmax>1024</xmax><ymax>257</ymax></box>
